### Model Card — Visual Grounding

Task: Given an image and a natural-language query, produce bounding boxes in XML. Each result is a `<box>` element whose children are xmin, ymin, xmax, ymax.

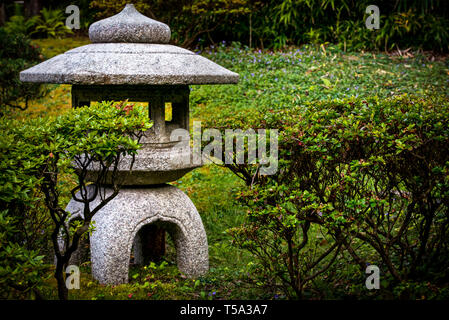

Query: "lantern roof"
<box><xmin>19</xmin><ymin>4</ymin><xmax>239</xmax><ymax>85</ymax></box>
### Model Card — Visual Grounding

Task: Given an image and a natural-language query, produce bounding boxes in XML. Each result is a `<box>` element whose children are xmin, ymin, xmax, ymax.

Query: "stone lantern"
<box><xmin>20</xmin><ymin>4</ymin><xmax>238</xmax><ymax>285</ymax></box>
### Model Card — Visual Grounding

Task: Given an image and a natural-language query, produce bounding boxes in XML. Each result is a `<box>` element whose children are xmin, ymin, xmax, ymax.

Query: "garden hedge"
<box><xmin>204</xmin><ymin>94</ymin><xmax>449</xmax><ymax>298</ymax></box>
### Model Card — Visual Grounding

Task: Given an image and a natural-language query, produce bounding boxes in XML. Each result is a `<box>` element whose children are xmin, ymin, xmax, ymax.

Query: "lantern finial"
<box><xmin>89</xmin><ymin>3</ymin><xmax>171</xmax><ymax>44</ymax></box>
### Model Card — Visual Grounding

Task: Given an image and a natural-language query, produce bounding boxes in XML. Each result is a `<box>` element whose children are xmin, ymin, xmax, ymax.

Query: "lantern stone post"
<box><xmin>20</xmin><ymin>4</ymin><xmax>238</xmax><ymax>285</ymax></box>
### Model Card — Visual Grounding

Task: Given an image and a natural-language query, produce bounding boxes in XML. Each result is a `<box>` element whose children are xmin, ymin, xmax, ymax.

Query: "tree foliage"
<box><xmin>90</xmin><ymin>0</ymin><xmax>448</xmax><ymax>51</ymax></box>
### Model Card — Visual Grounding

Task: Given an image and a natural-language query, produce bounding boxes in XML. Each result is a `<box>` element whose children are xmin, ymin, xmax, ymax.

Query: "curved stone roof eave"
<box><xmin>19</xmin><ymin>43</ymin><xmax>239</xmax><ymax>85</ymax></box>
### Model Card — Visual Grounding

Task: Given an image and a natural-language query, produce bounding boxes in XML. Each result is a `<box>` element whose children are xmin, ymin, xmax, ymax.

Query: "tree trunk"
<box><xmin>55</xmin><ymin>260</ymin><xmax>68</xmax><ymax>300</ymax></box>
<box><xmin>0</xmin><ymin>2</ymin><xmax>6</xmax><ymax>26</ymax></box>
<box><xmin>25</xmin><ymin>0</ymin><xmax>41</xmax><ymax>17</ymax></box>
<box><xmin>249</xmin><ymin>13</ymin><xmax>252</xmax><ymax>49</ymax></box>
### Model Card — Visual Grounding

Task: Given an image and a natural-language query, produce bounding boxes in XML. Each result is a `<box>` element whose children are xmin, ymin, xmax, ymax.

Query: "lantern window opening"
<box><xmin>165</xmin><ymin>102</ymin><xmax>173</xmax><ymax>122</ymax></box>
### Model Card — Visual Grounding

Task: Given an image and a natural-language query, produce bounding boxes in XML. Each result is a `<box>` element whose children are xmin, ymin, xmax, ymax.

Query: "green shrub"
<box><xmin>0</xmin><ymin>116</ymin><xmax>54</xmax><ymax>299</ymax></box>
<box><xmin>0</xmin><ymin>27</ymin><xmax>44</xmax><ymax>115</ymax></box>
<box><xmin>0</xmin><ymin>211</ymin><xmax>50</xmax><ymax>299</ymax></box>
<box><xmin>208</xmin><ymin>94</ymin><xmax>449</xmax><ymax>298</ymax></box>
<box><xmin>3</xmin><ymin>15</ymin><xmax>39</xmax><ymax>36</ymax></box>
<box><xmin>0</xmin><ymin>101</ymin><xmax>152</xmax><ymax>299</ymax></box>
<box><xmin>0</xmin><ymin>115</ymin><xmax>52</xmax><ymax>259</ymax></box>
<box><xmin>33</xmin><ymin>8</ymin><xmax>73</xmax><ymax>39</ymax></box>
<box><xmin>3</xmin><ymin>7</ymin><xmax>73</xmax><ymax>39</ymax></box>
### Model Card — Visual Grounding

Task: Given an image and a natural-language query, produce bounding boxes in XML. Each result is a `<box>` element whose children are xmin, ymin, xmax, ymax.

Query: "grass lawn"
<box><xmin>19</xmin><ymin>38</ymin><xmax>449</xmax><ymax>300</ymax></box>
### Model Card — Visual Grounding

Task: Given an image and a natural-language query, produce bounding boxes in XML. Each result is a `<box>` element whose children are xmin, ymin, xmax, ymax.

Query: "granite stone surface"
<box><xmin>19</xmin><ymin>43</ymin><xmax>239</xmax><ymax>85</ymax></box>
<box><xmin>65</xmin><ymin>184</ymin><xmax>209</xmax><ymax>285</ymax></box>
<box><xmin>83</xmin><ymin>141</ymin><xmax>202</xmax><ymax>185</ymax></box>
<box><xmin>89</xmin><ymin>4</ymin><xmax>171</xmax><ymax>44</ymax></box>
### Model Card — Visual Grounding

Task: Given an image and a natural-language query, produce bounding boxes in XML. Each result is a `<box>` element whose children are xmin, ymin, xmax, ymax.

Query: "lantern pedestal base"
<box><xmin>65</xmin><ymin>184</ymin><xmax>209</xmax><ymax>285</ymax></box>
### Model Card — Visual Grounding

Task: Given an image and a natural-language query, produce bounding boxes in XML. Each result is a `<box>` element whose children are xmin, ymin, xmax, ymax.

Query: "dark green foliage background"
<box><xmin>89</xmin><ymin>0</ymin><xmax>449</xmax><ymax>51</ymax></box>
<box><xmin>0</xmin><ymin>28</ymin><xmax>44</xmax><ymax>115</ymax></box>
<box><xmin>2</xmin><ymin>1</ymin><xmax>449</xmax><ymax>51</ymax></box>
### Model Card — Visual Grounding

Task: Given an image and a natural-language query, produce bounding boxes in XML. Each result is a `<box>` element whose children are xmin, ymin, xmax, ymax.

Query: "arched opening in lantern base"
<box><xmin>129</xmin><ymin>220</ymin><xmax>179</xmax><ymax>275</ymax></box>
<box><xmin>131</xmin><ymin>221</ymin><xmax>179</xmax><ymax>265</ymax></box>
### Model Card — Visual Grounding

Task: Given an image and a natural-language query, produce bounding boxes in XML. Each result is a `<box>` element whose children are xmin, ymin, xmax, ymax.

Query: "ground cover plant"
<box><xmin>1</xmin><ymin>33</ymin><xmax>448</xmax><ymax>300</ymax></box>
